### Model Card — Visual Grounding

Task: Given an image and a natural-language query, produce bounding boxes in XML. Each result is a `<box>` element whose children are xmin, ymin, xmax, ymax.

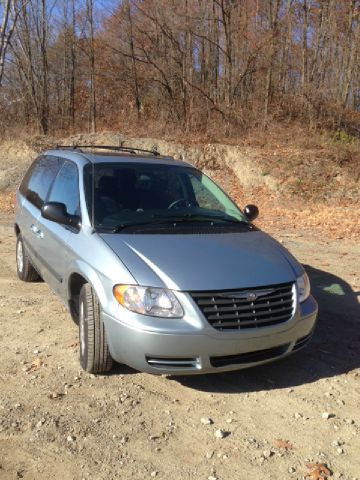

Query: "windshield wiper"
<box><xmin>111</xmin><ymin>222</ymin><xmax>153</xmax><ymax>233</ymax></box>
<box><xmin>111</xmin><ymin>218</ymin><xmax>205</xmax><ymax>232</ymax></box>
<box><xmin>110</xmin><ymin>215</ymin><xmax>248</xmax><ymax>232</ymax></box>
<box><xmin>152</xmin><ymin>213</ymin><xmax>247</xmax><ymax>224</ymax></box>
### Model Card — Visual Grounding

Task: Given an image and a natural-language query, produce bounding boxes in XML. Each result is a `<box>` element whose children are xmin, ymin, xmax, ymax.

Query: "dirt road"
<box><xmin>0</xmin><ymin>213</ymin><xmax>359</xmax><ymax>480</ymax></box>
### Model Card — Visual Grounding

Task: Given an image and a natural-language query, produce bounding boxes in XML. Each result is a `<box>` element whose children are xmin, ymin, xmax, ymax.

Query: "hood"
<box><xmin>100</xmin><ymin>231</ymin><xmax>303</xmax><ymax>291</ymax></box>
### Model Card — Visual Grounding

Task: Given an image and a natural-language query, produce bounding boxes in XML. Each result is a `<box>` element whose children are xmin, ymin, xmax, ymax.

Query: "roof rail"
<box><xmin>53</xmin><ymin>145</ymin><xmax>160</xmax><ymax>156</ymax></box>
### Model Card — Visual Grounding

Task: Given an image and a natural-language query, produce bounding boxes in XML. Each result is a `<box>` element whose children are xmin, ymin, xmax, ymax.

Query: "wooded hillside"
<box><xmin>1</xmin><ymin>0</ymin><xmax>360</xmax><ymax>138</ymax></box>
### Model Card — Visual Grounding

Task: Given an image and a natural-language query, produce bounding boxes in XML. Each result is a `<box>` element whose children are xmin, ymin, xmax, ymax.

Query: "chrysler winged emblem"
<box><xmin>219</xmin><ymin>289</ymin><xmax>275</xmax><ymax>301</ymax></box>
<box><xmin>246</xmin><ymin>292</ymin><xmax>257</xmax><ymax>301</ymax></box>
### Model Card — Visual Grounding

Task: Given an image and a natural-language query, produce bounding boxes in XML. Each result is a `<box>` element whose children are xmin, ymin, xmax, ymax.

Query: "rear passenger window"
<box><xmin>21</xmin><ymin>156</ymin><xmax>62</xmax><ymax>209</ymax></box>
<box><xmin>47</xmin><ymin>161</ymin><xmax>80</xmax><ymax>216</ymax></box>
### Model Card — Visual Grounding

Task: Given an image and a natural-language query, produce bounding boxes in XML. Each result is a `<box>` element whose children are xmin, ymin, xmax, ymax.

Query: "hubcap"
<box><xmin>79</xmin><ymin>301</ymin><xmax>85</xmax><ymax>356</ymax></box>
<box><xmin>17</xmin><ymin>240</ymin><xmax>24</xmax><ymax>273</ymax></box>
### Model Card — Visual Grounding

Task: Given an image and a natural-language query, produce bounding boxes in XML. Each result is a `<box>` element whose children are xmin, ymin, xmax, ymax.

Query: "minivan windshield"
<box><xmin>84</xmin><ymin>162</ymin><xmax>247</xmax><ymax>231</ymax></box>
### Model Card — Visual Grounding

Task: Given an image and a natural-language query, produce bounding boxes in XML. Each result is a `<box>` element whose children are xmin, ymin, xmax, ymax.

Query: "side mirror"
<box><xmin>41</xmin><ymin>202</ymin><xmax>80</xmax><ymax>229</ymax></box>
<box><xmin>243</xmin><ymin>204</ymin><xmax>259</xmax><ymax>222</ymax></box>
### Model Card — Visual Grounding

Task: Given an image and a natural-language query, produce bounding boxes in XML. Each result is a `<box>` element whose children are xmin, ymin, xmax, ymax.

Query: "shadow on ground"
<box><xmin>171</xmin><ymin>264</ymin><xmax>360</xmax><ymax>393</ymax></box>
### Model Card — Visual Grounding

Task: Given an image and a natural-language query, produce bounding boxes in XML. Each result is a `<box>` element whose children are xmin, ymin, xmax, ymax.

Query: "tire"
<box><xmin>16</xmin><ymin>234</ymin><xmax>40</xmax><ymax>282</ymax></box>
<box><xmin>79</xmin><ymin>283</ymin><xmax>113</xmax><ymax>373</ymax></box>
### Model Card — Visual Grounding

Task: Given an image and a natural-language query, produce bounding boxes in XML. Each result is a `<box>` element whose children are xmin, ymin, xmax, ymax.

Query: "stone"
<box><xmin>215</xmin><ymin>429</ymin><xmax>226</xmax><ymax>439</ymax></box>
<box><xmin>263</xmin><ymin>449</ymin><xmax>273</xmax><ymax>459</ymax></box>
<box><xmin>322</xmin><ymin>412</ymin><xmax>335</xmax><ymax>419</ymax></box>
<box><xmin>36</xmin><ymin>419</ymin><xmax>45</xmax><ymax>428</ymax></box>
<box><xmin>201</xmin><ymin>417</ymin><xmax>213</xmax><ymax>425</ymax></box>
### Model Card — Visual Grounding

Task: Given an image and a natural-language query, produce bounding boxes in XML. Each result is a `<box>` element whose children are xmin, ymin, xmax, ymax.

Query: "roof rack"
<box><xmin>54</xmin><ymin>145</ymin><xmax>160</xmax><ymax>156</ymax></box>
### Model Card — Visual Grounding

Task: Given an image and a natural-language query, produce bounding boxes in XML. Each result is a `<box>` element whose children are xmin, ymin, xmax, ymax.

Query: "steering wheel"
<box><xmin>167</xmin><ymin>198</ymin><xmax>195</xmax><ymax>210</ymax></box>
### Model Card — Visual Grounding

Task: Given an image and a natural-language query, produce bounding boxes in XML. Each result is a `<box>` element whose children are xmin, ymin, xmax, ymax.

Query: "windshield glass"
<box><xmin>84</xmin><ymin>162</ymin><xmax>247</xmax><ymax>231</ymax></box>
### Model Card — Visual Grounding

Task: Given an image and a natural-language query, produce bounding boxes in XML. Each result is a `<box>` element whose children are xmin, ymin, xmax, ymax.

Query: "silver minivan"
<box><xmin>15</xmin><ymin>146</ymin><xmax>317</xmax><ymax>375</ymax></box>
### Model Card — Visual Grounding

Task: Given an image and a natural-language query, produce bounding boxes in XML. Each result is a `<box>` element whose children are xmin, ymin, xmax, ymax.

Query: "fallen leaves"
<box><xmin>0</xmin><ymin>192</ymin><xmax>15</xmax><ymax>213</ymax></box>
<box><xmin>26</xmin><ymin>358</ymin><xmax>42</xmax><ymax>373</ymax></box>
<box><xmin>228</xmin><ymin>178</ymin><xmax>360</xmax><ymax>241</ymax></box>
<box><xmin>306</xmin><ymin>463</ymin><xmax>331</xmax><ymax>480</ymax></box>
<box><xmin>274</xmin><ymin>439</ymin><xmax>293</xmax><ymax>450</ymax></box>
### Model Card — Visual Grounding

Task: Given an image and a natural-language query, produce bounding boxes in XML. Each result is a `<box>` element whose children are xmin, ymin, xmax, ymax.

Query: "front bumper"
<box><xmin>103</xmin><ymin>294</ymin><xmax>318</xmax><ymax>375</ymax></box>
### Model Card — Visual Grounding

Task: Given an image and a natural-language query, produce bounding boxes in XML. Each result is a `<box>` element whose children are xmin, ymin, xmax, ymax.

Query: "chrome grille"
<box><xmin>191</xmin><ymin>283</ymin><xmax>295</xmax><ymax>330</ymax></box>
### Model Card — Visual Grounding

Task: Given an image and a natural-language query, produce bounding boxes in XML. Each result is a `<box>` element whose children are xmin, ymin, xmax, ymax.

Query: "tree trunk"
<box><xmin>301</xmin><ymin>0</ymin><xmax>309</xmax><ymax>87</ymax></box>
<box><xmin>87</xmin><ymin>0</ymin><xmax>96</xmax><ymax>133</ymax></box>
<box><xmin>0</xmin><ymin>0</ymin><xmax>19</xmax><ymax>86</ymax></box>
<box><xmin>263</xmin><ymin>0</ymin><xmax>281</xmax><ymax>125</ymax></box>
<box><xmin>127</xmin><ymin>0</ymin><xmax>141</xmax><ymax>119</ymax></box>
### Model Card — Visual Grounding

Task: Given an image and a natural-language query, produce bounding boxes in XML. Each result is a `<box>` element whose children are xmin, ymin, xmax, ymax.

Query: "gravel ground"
<box><xmin>0</xmin><ymin>213</ymin><xmax>359</xmax><ymax>480</ymax></box>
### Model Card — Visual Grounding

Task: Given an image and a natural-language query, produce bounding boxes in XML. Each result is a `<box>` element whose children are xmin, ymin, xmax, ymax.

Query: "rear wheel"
<box><xmin>16</xmin><ymin>234</ymin><xmax>40</xmax><ymax>282</ymax></box>
<box><xmin>79</xmin><ymin>283</ymin><xmax>113</xmax><ymax>373</ymax></box>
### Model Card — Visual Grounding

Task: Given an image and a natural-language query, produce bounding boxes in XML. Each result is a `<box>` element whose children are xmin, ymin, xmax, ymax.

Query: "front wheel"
<box><xmin>79</xmin><ymin>283</ymin><xmax>113</xmax><ymax>373</ymax></box>
<box><xmin>16</xmin><ymin>234</ymin><xmax>40</xmax><ymax>282</ymax></box>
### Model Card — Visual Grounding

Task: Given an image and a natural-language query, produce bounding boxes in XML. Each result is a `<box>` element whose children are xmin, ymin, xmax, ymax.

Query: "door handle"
<box><xmin>30</xmin><ymin>224</ymin><xmax>44</xmax><ymax>239</ymax></box>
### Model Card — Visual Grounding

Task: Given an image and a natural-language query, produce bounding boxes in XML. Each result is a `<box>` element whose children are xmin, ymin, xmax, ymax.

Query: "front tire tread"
<box><xmin>16</xmin><ymin>234</ymin><xmax>40</xmax><ymax>282</ymax></box>
<box><xmin>79</xmin><ymin>283</ymin><xmax>113</xmax><ymax>374</ymax></box>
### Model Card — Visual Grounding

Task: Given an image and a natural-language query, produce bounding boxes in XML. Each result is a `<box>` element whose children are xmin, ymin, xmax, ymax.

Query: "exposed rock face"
<box><xmin>0</xmin><ymin>133</ymin><xmax>277</xmax><ymax>194</ymax></box>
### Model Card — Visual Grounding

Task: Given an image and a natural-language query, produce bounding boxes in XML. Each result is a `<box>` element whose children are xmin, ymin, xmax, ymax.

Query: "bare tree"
<box><xmin>0</xmin><ymin>0</ymin><xmax>24</xmax><ymax>85</ymax></box>
<box><xmin>263</xmin><ymin>0</ymin><xmax>281</xmax><ymax>123</ymax></box>
<box><xmin>2</xmin><ymin>0</ymin><xmax>360</xmax><ymax>136</ymax></box>
<box><xmin>9</xmin><ymin>0</ymin><xmax>50</xmax><ymax>133</ymax></box>
<box><xmin>86</xmin><ymin>0</ymin><xmax>96</xmax><ymax>133</ymax></box>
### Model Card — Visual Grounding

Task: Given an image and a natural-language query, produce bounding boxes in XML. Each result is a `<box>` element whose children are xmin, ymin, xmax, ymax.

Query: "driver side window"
<box><xmin>47</xmin><ymin>161</ymin><xmax>80</xmax><ymax>216</ymax></box>
<box><xmin>190</xmin><ymin>175</ymin><xmax>224</xmax><ymax>212</ymax></box>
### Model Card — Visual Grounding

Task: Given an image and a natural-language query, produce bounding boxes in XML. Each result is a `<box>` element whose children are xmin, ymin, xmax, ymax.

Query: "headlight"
<box><xmin>113</xmin><ymin>285</ymin><xmax>184</xmax><ymax>318</ymax></box>
<box><xmin>296</xmin><ymin>273</ymin><xmax>310</xmax><ymax>303</ymax></box>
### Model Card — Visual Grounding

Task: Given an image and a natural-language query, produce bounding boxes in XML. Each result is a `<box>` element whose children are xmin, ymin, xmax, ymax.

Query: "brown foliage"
<box><xmin>1</xmin><ymin>1</ymin><xmax>360</xmax><ymax>138</ymax></box>
<box><xmin>274</xmin><ymin>439</ymin><xmax>293</xmax><ymax>450</ymax></box>
<box><xmin>306</xmin><ymin>462</ymin><xmax>331</xmax><ymax>480</ymax></box>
